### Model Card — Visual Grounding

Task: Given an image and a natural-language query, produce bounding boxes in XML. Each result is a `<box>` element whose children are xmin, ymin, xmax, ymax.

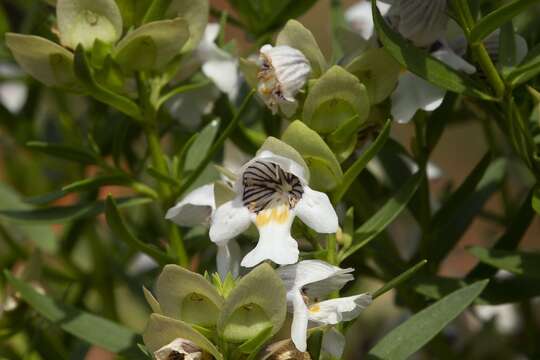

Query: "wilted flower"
<box><xmin>166</xmin><ymin>183</ymin><xmax>241</xmax><ymax>278</ymax></box>
<box><xmin>210</xmin><ymin>143</ymin><xmax>338</xmax><ymax>268</ymax></box>
<box><xmin>154</xmin><ymin>338</ymin><xmax>206</xmax><ymax>360</ymax></box>
<box><xmin>257</xmin><ymin>44</ymin><xmax>311</xmax><ymax>116</ymax></box>
<box><xmin>277</xmin><ymin>260</ymin><xmax>371</xmax><ymax>351</ymax></box>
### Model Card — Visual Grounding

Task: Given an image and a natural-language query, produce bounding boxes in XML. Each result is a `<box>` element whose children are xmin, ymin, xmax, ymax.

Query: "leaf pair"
<box><xmin>143</xmin><ymin>264</ymin><xmax>287</xmax><ymax>358</ymax></box>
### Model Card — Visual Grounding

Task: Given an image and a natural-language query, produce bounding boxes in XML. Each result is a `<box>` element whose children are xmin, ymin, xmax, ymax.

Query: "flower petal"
<box><xmin>307</xmin><ymin>294</ymin><xmax>372</xmax><ymax>324</ymax></box>
<box><xmin>209</xmin><ymin>197</ymin><xmax>251</xmax><ymax>245</ymax></box>
<box><xmin>391</xmin><ymin>71</ymin><xmax>446</xmax><ymax>123</ymax></box>
<box><xmin>277</xmin><ymin>260</ymin><xmax>353</xmax><ymax>294</ymax></box>
<box><xmin>202</xmin><ymin>58</ymin><xmax>239</xmax><ymax>100</ymax></box>
<box><xmin>216</xmin><ymin>239</ymin><xmax>241</xmax><ymax>279</ymax></box>
<box><xmin>241</xmin><ymin>206</ymin><xmax>299</xmax><ymax>267</ymax></box>
<box><xmin>345</xmin><ymin>1</ymin><xmax>391</xmax><ymax>40</ymax></box>
<box><xmin>295</xmin><ymin>185</ymin><xmax>338</xmax><ymax>233</ymax></box>
<box><xmin>395</xmin><ymin>0</ymin><xmax>448</xmax><ymax>47</ymax></box>
<box><xmin>432</xmin><ymin>47</ymin><xmax>476</xmax><ymax>74</ymax></box>
<box><xmin>165</xmin><ymin>184</ymin><xmax>215</xmax><ymax>226</ymax></box>
<box><xmin>290</xmin><ymin>291</ymin><xmax>309</xmax><ymax>352</ymax></box>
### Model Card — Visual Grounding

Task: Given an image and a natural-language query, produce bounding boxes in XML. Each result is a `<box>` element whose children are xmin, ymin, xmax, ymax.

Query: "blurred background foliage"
<box><xmin>0</xmin><ymin>0</ymin><xmax>540</xmax><ymax>359</ymax></box>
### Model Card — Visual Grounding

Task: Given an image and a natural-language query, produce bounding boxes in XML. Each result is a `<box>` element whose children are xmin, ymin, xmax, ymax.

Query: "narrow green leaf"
<box><xmin>468</xmin><ymin>246</ymin><xmax>540</xmax><ymax>279</ymax></box>
<box><xmin>533</xmin><ymin>187</ymin><xmax>540</xmax><ymax>215</ymax></box>
<box><xmin>184</xmin><ymin>119</ymin><xmax>220</xmax><ymax>172</ymax></box>
<box><xmin>340</xmin><ymin>172</ymin><xmax>423</xmax><ymax>262</ymax></box>
<box><xmin>372</xmin><ymin>259</ymin><xmax>427</xmax><ymax>299</ymax></box>
<box><xmin>105</xmin><ymin>196</ymin><xmax>174</xmax><ymax>265</ymax></box>
<box><xmin>62</xmin><ymin>174</ymin><xmax>131</xmax><ymax>192</ymax></box>
<box><xmin>0</xmin><ymin>196</ymin><xmax>151</xmax><ymax>224</ymax></box>
<box><xmin>368</xmin><ymin>280</ymin><xmax>489</xmax><ymax>360</ymax></box>
<box><xmin>332</xmin><ymin>119</ymin><xmax>391</xmax><ymax>204</ymax></box>
<box><xmin>468</xmin><ymin>190</ymin><xmax>534</xmax><ymax>279</ymax></box>
<box><xmin>469</xmin><ymin>0</ymin><xmax>538</xmax><ymax>43</ymax></box>
<box><xmin>427</xmin><ymin>157</ymin><xmax>506</xmax><ymax>265</ymax></box>
<box><xmin>507</xmin><ymin>44</ymin><xmax>540</xmax><ymax>86</ymax></box>
<box><xmin>147</xmin><ymin>167</ymin><xmax>181</xmax><ymax>187</ymax></box>
<box><xmin>26</xmin><ymin>141</ymin><xmax>98</xmax><ymax>164</ymax></box>
<box><xmin>4</xmin><ymin>271</ymin><xmax>145</xmax><ymax>358</ymax></box>
<box><xmin>371</xmin><ymin>0</ymin><xmax>493</xmax><ymax>101</ymax></box>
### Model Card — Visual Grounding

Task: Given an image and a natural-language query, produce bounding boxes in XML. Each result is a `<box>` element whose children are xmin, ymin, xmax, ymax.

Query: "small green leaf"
<box><xmin>5</xmin><ymin>33</ymin><xmax>80</xmax><ymax>90</ymax></box>
<box><xmin>281</xmin><ymin>121</ymin><xmax>343</xmax><ymax>191</ymax></box>
<box><xmin>62</xmin><ymin>174</ymin><xmax>131</xmax><ymax>192</ymax></box>
<box><xmin>370</xmin><ymin>0</ymin><xmax>493</xmax><ymax>100</ymax></box>
<box><xmin>143</xmin><ymin>313</ymin><xmax>223</xmax><ymax>360</ymax></box>
<box><xmin>105</xmin><ymin>196</ymin><xmax>174</xmax><ymax>265</ymax></box>
<box><xmin>143</xmin><ymin>286</ymin><xmax>162</xmax><ymax>313</ymax></box>
<box><xmin>156</xmin><ymin>264</ymin><xmax>223</xmax><ymax>327</ymax></box>
<box><xmin>257</xmin><ymin>136</ymin><xmax>310</xmax><ymax>178</ymax></box>
<box><xmin>26</xmin><ymin>141</ymin><xmax>98</xmax><ymax>164</ymax></box>
<box><xmin>276</xmin><ymin>19</ymin><xmax>327</xmax><ymax>77</ymax></box>
<box><xmin>57</xmin><ymin>0</ymin><xmax>123</xmax><ymax>49</ymax></box>
<box><xmin>0</xmin><ymin>196</ymin><xmax>150</xmax><ymax>224</ymax></box>
<box><xmin>165</xmin><ymin>0</ymin><xmax>209</xmax><ymax>52</ymax></box>
<box><xmin>239</xmin><ymin>57</ymin><xmax>259</xmax><ymax>89</ymax></box>
<box><xmin>4</xmin><ymin>271</ymin><xmax>145</xmax><ymax>358</ymax></box>
<box><xmin>346</xmin><ymin>47</ymin><xmax>401</xmax><ymax>104</ymax></box>
<box><xmin>468</xmin><ymin>246</ymin><xmax>540</xmax><ymax>279</ymax></box>
<box><xmin>533</xmin><ymin>187</ymin><xmax>540</xmax><ymax>215</ymax></box>
<box><xmin>507</xmin><ymin>44</ymin><xmax>540</xmax><ymax>86</ymax></box>
<box><xmin>303</xmin><ymin>65</ymin><xmax>369</xmax><ymax>134</ymax></box>
<box><xmin>372</xmin><ymin>259</ymin><xmax>428</xmax><ymax>299</ymax></box>
<box><xmin>469</xmin><ymin>0</ymin><xmax>538</xmax><ymax>43</ymax></box>
<box><xmin>340</xmin><ymin>172</ymin><xmax>423</xmax><ymax>262</ymax></box>
<box><xmin>114</xmin><ymin>18</ymin><xmax>189</xmax><ymax>71</ymax></box>
<box><xmin>368</xmin><ymin>280</ymin><xmax>489</xmax><ymax>360</ymax></box>
<box><xmin>184</xmin><ymin>119</ymin><xmax>220</xmax><ymax>172</ymax></box>
<box><xmin>218</xmin><ymin>263</ymin><xmax>286</xmax><ymax>343</ymax></box>
<box><xmin>73</xmin><ymin>45</ymin><xmax>143</xmax><ymax>120</ymax></box>
<box><xmin>332</xmin><ymin>119</ymin><xmax>391</xmax><ymax>203</ymax></box>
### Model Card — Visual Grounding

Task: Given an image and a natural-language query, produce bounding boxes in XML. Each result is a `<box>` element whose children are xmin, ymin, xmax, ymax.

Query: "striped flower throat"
<box><xmin>242</xmin><ymin>161</ymin><xmax>304</xmax><ymax>226</ymax></box>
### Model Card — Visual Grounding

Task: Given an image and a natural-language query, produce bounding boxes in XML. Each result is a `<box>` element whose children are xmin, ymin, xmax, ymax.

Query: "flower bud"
<box><xmin>257</xmin><ymin>44</ymin><xmax>311</xmax><ymax>115</ymax></box>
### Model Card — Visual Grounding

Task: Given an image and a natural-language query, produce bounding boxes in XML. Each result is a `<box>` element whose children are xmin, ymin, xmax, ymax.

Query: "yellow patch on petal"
<box><xmin>308</xmin><ymin>304</ymin><xmax>321</xmax><ymax>313</ymax></box>
<box><xmin>255</xmin><ymin>206</ymin><xmax>290</xmax><ymax>227</ymax></box>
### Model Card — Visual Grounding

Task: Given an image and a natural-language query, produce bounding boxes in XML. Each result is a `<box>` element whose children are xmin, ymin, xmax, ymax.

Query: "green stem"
<box><xmin>327</xmin><ymin>234</ymin><xmax>337</xmax><ymax>265</ymax></box>
<box><xmin>156</xmin><ymin>81</ymin><xmax>212</xmax><ymax>109</ymax></box>
<box><xmin>145</xmin><ymin>127</ymin><xmax>172</xmax><ymax>198</ymax></box>
<box><xmin>175</xmin><ymin>90</ymin><xmax>255</xmax><ymax>198</ymax></box>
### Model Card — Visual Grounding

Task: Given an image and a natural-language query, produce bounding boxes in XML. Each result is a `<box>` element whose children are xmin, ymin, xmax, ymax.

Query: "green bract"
<box><xmin>114</xmin><ymin>18</ymin><xmax>190</xmax><ymax>71</ymax></box>
<box><xmin>155</xmin><ymin>264</ymin><xmax>223</xmax><ymax>327</ymax></box>
<box><xmin>257</xmin><ymin>137</ymin><xmax>310</xmax><ymax>180</ymax></box>
<box><xmin>56</xmin><ymin>0</ymin><xmax>123</xmax><ymax>49</ymax></box>
<box><xmin>143</xmin><ymin>313</ymin><xmax>223</xmax><ymax>360</ymax></box>
<box><xmin>165</xmin><ymin>0</ymin><xmax>209</xmax><ymax>52</ymax></box>
<box><xmin>5</xmin><ymin>33</ymin><xmax>79</xmax><ymax>90</ymax></box>
<box><xmin>347</xmin><ymin>47</ymin><xmax>401</xmax><ymax>105</ymax></box>
<box><xmin>213</xmin><ymin>181</ymin><xmax>236</xmax><ymax>207</ymax></box>
<box><xmin>217</xmin><ymin>263</ymin><xmax>286</xmax><ymax>343</ymax></box>
<box><xmin>276</xmin><ymin>19</ymin><xmax>327</xmax><ymax>78</ymax></box>
<box><xmin>281</xmin><ymin>121</ymin><xmax>343</xmax><ymax>191</ymax></box>
<box><xmin>303</xmin><ymin>65</ymin><xmax>370</xmax><ymax>135</ymax></box>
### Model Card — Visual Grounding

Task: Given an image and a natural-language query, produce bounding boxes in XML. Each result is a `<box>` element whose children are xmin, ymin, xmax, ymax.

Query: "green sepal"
<box><xmin>238</xmin><ymin>323</ymin><xmax>273</xmax><ymax>354</ymax></box>
<box><xmin>114</xmin><ymin>18</ymin><xmax>190</xmax><ymax>71</ymax></box>
<box><xmin>217</xmin><ymin>263</ymin><xmax>286</xmax><ymax>343</ymax></box>
<box><xmin>5</xmin><ymin>33</ymin><xmax>81</xmax><ymax>91</ymax></box>
<box><xmin>303</xmin><ymin>65</ymin><xmax>369</xmax><ymax>135</ymax></box>
<box><xmin>281</xmin><ymin>121</ymin><xmax>343</xmax><ymax>191</ymax></box>
<box><xmin>56</xmin><ymin>0</ymin><xmax>123</xmax><ymax>49</ymax></box>
<box><xmin>239</xmin><ymin>57</ymin><xmax>259</xmax><ymax>90</ymax></box>
<box><xmin>214</xmin><ymin>181</ymin><xmax>236</xmax><ymax>208</ymax></box>
<box><xmin>143</xmin><ymin>286</ymin><xmax>162</xmax><ymax>314</ymax></box>
<box><xmin>327</xmin><ymin>114</ymin><xmax>361</xmax><ymax>162</ymax></box>
<box><xmin>165</xmin><ymin>0</ymin><xmax>209</xmax><ymax>52</ymax></box>
<box><xmin>156</xmin><ymin>264</ymin><xmax>223</xmax><ymax>327</ymax></box>
<box><xmin>276</xmin><ymin>19</ymin><xmax>327</xmax><ymax>78</ymax></box>
<box><xmin>143</xmin><ymin>313</ymin><xmax>223</xmax><ymax>360</ymax></box>
<box><xmin>346</xmin><ymin>47</ymin><xmax>400</xmax><ymax>105</ymax></box>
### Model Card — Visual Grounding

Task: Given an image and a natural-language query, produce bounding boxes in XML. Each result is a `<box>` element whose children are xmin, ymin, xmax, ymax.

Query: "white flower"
<box><xmin>0</xmin><ymin>63</ymin><xmax>27</xmax><ymax>113</ymax></box>
<box><xmin>345</xmin><ymin>1</ymin><xmax>392</xmax><ymax>40</ymax></box>
<box><xmin>257</xmin><ymin>44</ymin><xmax>311</xmax><ymax>116</ymax></box>
<box><xmin>210</xmin><ymin>150</ymin><xmax>338</xmax><ymax>268</ymax></box>
<box><xmin>197</xmin><ymin>23</ymin><xmax>240</xmax><ymax>101</ymax></box>
<box><xmin>277</xmin><ymin>260</ymin><xmax>372</xmax><ymax>352</ymax></box>
<box><xmin>165</xmin><ymin>183</ymin><xmax>241</xmax><ymax>278</ymax></box>
<box><xmin>391</xmin><ymin>45</ymin><xmax>476</xmax><ymax>123</ymax></box>
<box><xmin>387</xmin><ymin>0</ymin><xmax>448</xmax><ymax>48</ymax></box>
<box><xmin>154</xmin><ymin>338</ymin><xmax>203</xmax><ymax>360</ymax></box>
